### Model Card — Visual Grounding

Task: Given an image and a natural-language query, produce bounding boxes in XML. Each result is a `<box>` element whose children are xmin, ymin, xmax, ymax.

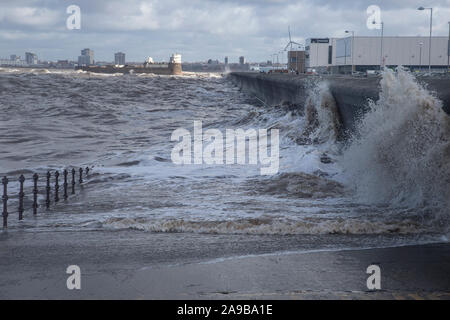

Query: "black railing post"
<box><xmin>46</xmin><ymin>171</ymin><xmax>51</xmax><ymax>209</ymax></box>
<box><xmin>63</xmin><ymin>170</ymin><xmax>68</xmax><ymax>200</ymax></box>
<box><xmin>85</xmin><ymin>167</ymin><xmax>89</xmax><ymax>176</ymax></box>
<box><xmin>18</xmin><ymin>175</ymin><xmax>25</xmax><ymax>221</ymax></box>
<box><xmin>33</xmin><ymin>173</ymin><xmax>38</xmax><ymax>215</ymax></box>
<box><xmin>2</xmin><ymin>177</ymin><xmax>8</xmax><ymax>228</ymax></box>
<box><xmin>54</xmin><ymin>171</ymin><xmax>59</xmax><ymax>203</ymax></box>
<box><xmin>79</xmin><ymin>168</ymin><xmax>83</xmax><ymax>184</ymax></box>
<box><xmin>71</xmin><ymin>168</ymin><xmax>76</xmax><ymax>195</ymax></box>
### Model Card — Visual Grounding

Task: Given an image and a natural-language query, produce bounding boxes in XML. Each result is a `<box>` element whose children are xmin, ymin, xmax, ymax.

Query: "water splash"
<box><xmin>341</xmin><ymin>67</ymin><xmax>450</xmax><ymax>209</ymax></box>
<box><xmin>303</xmin><ymin>80</ymin><xmax>340</xmax><ymax>145</ymax></box>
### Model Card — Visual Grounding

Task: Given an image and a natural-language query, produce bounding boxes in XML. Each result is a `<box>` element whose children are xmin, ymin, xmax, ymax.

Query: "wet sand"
<box><xmin>1</xmin><ymin>230</ymin><xmax>449</xmax><ymax>300</ymax></box>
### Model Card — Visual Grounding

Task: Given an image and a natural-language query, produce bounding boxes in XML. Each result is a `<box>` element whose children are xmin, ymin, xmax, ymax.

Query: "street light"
<box><xmin>380</xmin><ymin>22</ymin><xmax>384</xmax><ymax>70</ymax></box>
<box><xmin>271</xmin><ymin>54</ymin><xmax>277</xmax><ymax>65</ymax></box>
<box><xmin>371</xmin><ymin>19</ymin><xmax>384</xmax><ymax>70</ymax></box>
<box><xmin>345</xmin><ymin>30</ymin><xmax>355</xmax><ymax>75</ymax></box>
<box><xmin>274</xmin><ymin>53</ymin><xmax>279</xmax><ymax>66</ymax></box>
<box><xmin>280</xmin><ymin>51</ymin><xmax>285</xmax><ymax>68</ymax></box>
<box><xmin>344</xmin><ymin>39</ymin><xmax>347</xmax><ymax>66</ymax></box>
<box><xmin>419</xmin><ymin>42</ymin><xmax>423</xmax><ymax>71</ymax></box>
<box><xmin>418</xmin><ymin>6</ymin><xmax>433</xmax><ymax>73</ymax></box>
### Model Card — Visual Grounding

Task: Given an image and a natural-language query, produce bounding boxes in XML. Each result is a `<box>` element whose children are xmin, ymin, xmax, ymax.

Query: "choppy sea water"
<box><xmin>0</xmin><ymin>67</ymin><xmax>449</xmax><ymax>256</ymax></box>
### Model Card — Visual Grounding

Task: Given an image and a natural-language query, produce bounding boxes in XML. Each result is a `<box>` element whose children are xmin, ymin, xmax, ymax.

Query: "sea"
<box><xmin>0</xmin><ymin>67</ymin><xmax>449</xmax><ymax>262</ymax></box>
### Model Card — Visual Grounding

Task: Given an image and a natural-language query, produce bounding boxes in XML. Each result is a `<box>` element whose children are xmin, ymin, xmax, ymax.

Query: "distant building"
<box><xmin>25</xmin><ymin>52</ymin><xmax>38</xmax><ymax>65</ymax></box>
<box><xmin>225</xmin><ymin>57</ymin><xmax>229</xmax><ymax>65</ymax></box>
<box><xmin>288</xmin><ymin>51</ymin><xmax>306</xmax><ymax>73</ymax></box>
<box><xmin>305</xmin><ymin>38</ymin><xmax>335</xmax><ymax>73</ymax></box>
<box><xmin>0</xmin><ymin>56</ymin><xmax>26</xmax><ymax>67</ymax></box>
<box><xmin>306</xmin><ymin>36</ymin><xmax>450</xmax><ymax>74</ymax></box>
<box><xmin>170</xmin><ymin>54</ymin><xmax>182</xmax><ymax>64</ymax></box>
<box><xmin>239</xmin><ymin>56</ymin><xmax>245</xmax><ymax>65</ymax></box>
<box><xmin>78</xmin><ymin>48</ymin><xmax>94</xmax><ymax>66</ymax></box>
<box><xmin>81</xmin><ymin>48</ymin><xmax>94</xmax><ymax>59</ymax></box>
<box><xmin>334</xmin><ymin>36</ymin><xmax>449</xmax><ymax>73</ymax></box>
<box><xmin>55</xmin><ymin>60</ymin><xmax>74</xmax><ymax>68</ymax></box>
<box><xmin>114</xmin><ymin>52</ymin><xmax>125</xmax><ymax>65</ymax></box>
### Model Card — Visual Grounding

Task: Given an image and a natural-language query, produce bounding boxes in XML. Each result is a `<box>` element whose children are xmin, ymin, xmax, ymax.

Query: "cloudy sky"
<box><xmin>1</xmin><ymin>0</ymin><xmax>449</xmax><ymax>63</ymax></box>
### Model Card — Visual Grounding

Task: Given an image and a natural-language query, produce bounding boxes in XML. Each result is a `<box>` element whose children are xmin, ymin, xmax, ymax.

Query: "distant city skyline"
<box><xmin>1</xmin><ymin>49</ymin><xmax>253</xmax><ymax>65</ymax></box>
<box><xmin>0</xmin><ymin>49</ymin><xmax>253</xmax><ymax>65</ymax></box>
<box><xmin>1</xmin><ymin>0</ymin><xmax>450</xmax><ymax>62</ymax></box>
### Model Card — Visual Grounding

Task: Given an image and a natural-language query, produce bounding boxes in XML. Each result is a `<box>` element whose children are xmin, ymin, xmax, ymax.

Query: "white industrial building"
<box><xmin>305</xmin><ymin>38</ymin><xmax>337</xmax><ymax>72</ymax></box>
<box><xmin>305</xmin><ymin>36</ymin><xmax>450</xmax><ymax>73</ymax></box>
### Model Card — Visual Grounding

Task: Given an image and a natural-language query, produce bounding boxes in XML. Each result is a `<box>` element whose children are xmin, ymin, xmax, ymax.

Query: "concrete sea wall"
<box><xmin>229</xmin><ymin>72</ymin><xmax>450</xmax><ymax>135</ymax></box>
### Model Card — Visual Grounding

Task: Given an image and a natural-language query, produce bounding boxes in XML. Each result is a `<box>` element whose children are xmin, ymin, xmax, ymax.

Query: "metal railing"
<box><xmin>2</xmin><ymin>167</ymin><xmax>91</xmax><ymax>228</ymax></box>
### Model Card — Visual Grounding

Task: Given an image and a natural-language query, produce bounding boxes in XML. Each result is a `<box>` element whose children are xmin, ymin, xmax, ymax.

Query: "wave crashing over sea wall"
<box><xmin>341</xmin><ymin>68</ymin><xmax>450</xmax><ymax>210</ymax></box>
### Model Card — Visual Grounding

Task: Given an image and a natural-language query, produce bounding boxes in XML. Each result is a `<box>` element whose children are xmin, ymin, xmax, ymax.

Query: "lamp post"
<box><xmin>380</xmin><ymin>22</ymin><xmax>384</xmax><ymax>70</ymax></box>
<box><xmin>448</xmin><ymin>21</ymin><xmax>449</xmax><ymax>73</ymax></box>
<box><xmin>345</xmin><ymin>30</ymin><xmax>355</xmax><ymax>75</ymax></box>
<box><xmin>419</xmin><ymin>42</ymin><xmax>423</xmax><ymax>71</ymax></box>
<box><xmin>344</xmin><ymin>38</ymin><xmax>347</xmax><ymax>66</ymax></box>
<box><xmin>418</xmin><ymin>6</ymin><xmax>433</xmax><ymax>73</ymax></box>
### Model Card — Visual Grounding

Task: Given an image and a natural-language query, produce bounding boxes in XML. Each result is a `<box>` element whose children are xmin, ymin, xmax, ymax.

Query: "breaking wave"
<box><xmin>303</xmin><ymin>80</ymin><xmax>340</xmax><ymax>145</ymax></box>
<box><xmin>340</xmin><ymin>68</ymin><xmax>450</xmax><ymax>210</ymax></box>
<box><xmin>100</xmin><ymin>216</ymin><xmax>430</xmax><ymax>235</ymax></box>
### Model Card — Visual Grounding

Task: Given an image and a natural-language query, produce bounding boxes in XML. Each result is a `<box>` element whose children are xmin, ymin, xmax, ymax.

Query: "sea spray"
<box><xmin>340</xmin><ymin>67</ymin><xmax>450</xmax><ymax>210</ymax></box>
<box><xmin>302</xmin><ymin>80</ymin><xmax>340</xmax><ymax>146</ymax></box>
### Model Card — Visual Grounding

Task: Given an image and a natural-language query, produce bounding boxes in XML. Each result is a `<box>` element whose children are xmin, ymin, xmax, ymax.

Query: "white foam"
<box><xmin>339</xmin><ymin>67</ymin><xmax>450</xmax><ymax>210</ymax></box>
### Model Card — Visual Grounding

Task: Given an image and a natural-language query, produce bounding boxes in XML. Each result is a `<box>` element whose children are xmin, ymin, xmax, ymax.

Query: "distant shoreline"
<box><xmin>0</xmin><ymin>65</ymin><xmax>74</xmax><ymax>71</ymax></box>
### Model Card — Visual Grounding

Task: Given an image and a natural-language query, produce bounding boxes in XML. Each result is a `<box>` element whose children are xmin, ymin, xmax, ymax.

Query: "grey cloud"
<box><xmin>0</xmin><ymin>0</ymin><xmax>449</xmax><ymax>62</ymax></box>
